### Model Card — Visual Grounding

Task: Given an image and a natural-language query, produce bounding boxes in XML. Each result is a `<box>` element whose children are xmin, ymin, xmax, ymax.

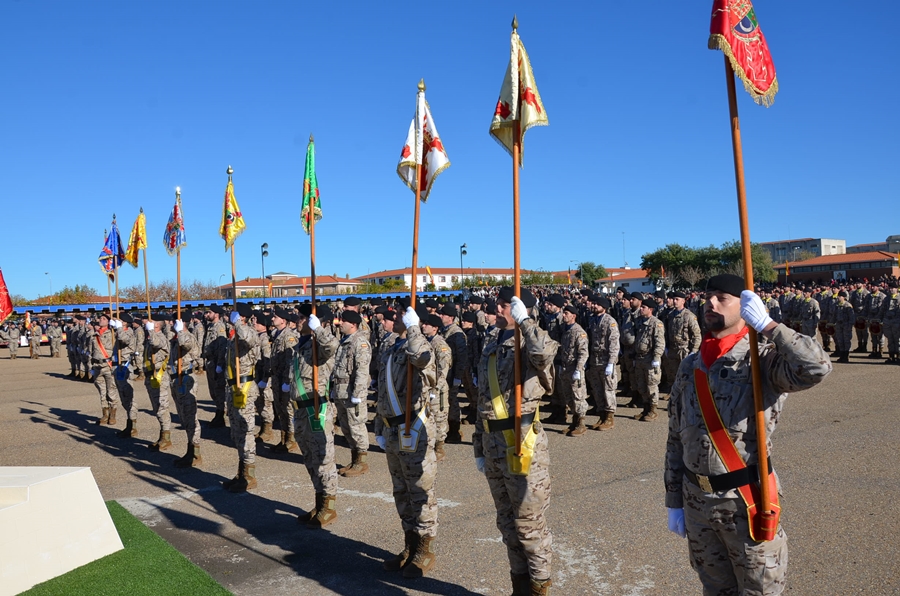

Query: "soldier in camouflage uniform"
<box><xmin>866</xmin><ymin>286</ymin><xmax>887</xmax><ymax>358</ymax></box>
<box><xmin>0</xmin><ymin>322</ymin><xmax>20</xmax><ymax>360</ymax></box>
<box><xmin>585</xmin><ymin>295</ymin><xmax>619</xmax><ymax>431</ymax></box>
<box><xmin>798</xmin><ymin>289</ymin><xmax>820</xmax><ymax>338</ymax></box>
<box><xmin>761</xmin><ymin>289</ymin><xmax>782</xmax><ymax>324</ymax></box>
<box><xmin>540</xmin><ymin>294</ymin><xmax>566</xmax><ymax>424</ymax></box>
<box><xmin>251</xmin><ymin>311</ymin><xmax>275</xmax><ymax>446</ymax></box>
<box><xmin>663</xmin><ymin>292</ymin><xmax>702</xmax><ymax>394</ymax></box>
<box><xmin>110</xmin><ymin>314</ymin><xmax>138</xmax><ymax>437</ymax></box>
<box><xmin>143</xmin><ymin>315</ymin><xmax>172</xmax><ymax>450</ymax></box>
<box><xmin>473</xmin><ymin>288</ymin><xmax>556</xmax><ymax>596</ymax></box>
<box><xmin>850</xmin><ymin>283</ymin><xmax>870</xmax><ymax>352</ymax></box>
<box><xmin>460</xmin><ymin>311</ymin><xmax>482</xmax><ymax>424</ymax></box>
<box><xmin>818</xmin><ymin>287</ymin><xmax>835</xmax><ymax>351</ymax></box>
<box><xmin>332</xmin><ymin>310</ymin><xmax>372</xmax><ymax>477</ymax></box>
<box><xmin>880</xmin><ymin>283</ymin><xmax>900</xmax><ymax>364</ymax></box>
<box><xmin>189</xmin><ymin>313</ymin><xmax>205</xmax><ymax>374</ymax></box>
<box><xmin>47</xmin><ymin>320</ymin><xmax>63</xmax><ymax>357</ymax></box>
<box><xmin>80</xmin><ymin>317</ymin><xmax>94</xmax><ymax>379</ymax></box>
<box><xmin>833</xmin><ymin>291</ymin><xmax>855</xmax><ymax>363</ymax></box>
<box><xmin>439</xmin><ymin>305</ymin><xmax>469</xmax><ymax>443</ymax></box>
<box><xmin>131</xmin><ymin>316</ymin><xmax>146</xmax><ymax>380</ymax></box>
<box><xmin>202</xmin><ymin>306</ymin><xmax>228</xmax><ymax>427</ymax></box>
<box><xmin>633</xmin><ymin>298</ymin><xmax>666</xmax><ymax>421</ymax></box>
<box><xmin>665</xmin><ymin>274</ymin><xmax>831</xmax><ymax>596</ymax></box>
<box><xmin>288</xmin><ymin>305</ymin><xmax>341</xmax><ymax>528</ymax></box>
<box><xmin>65</xmin><ymin>319</ymin><xmax>78</xmax><ymax>371</ymax></box>
<box><xmin>557</xmin><ymin>305</ymin><xmax>589</xmax><ymax>437</ymax></box>
<box><xmin>29</xmin><ymin>321</ymin><xmax>42</xmax><ymax>358</ymax></box>
<box><xmin>90</xmin><ymin>313</ymin><xmax>120</xmax><ymax>426</ymax></box>
<box><xmin>222</xmin><ymin>303</ymin><xmax>261</xmax><ymax>493</ymax></box>
<box><xmin>618</xmin><ymin>293</ymin><xmax>642</xmax><ymax>408</ymax></box>
<box><xmin>421</xmin><ymin>314</ymin><xmax>452</xmax><ymax>461</ymax></box>
<box><xmin>171</xmin><ymin>314</ymin><xmax>203</xmax><ymax>467</ymax></box>
<box><xmin>269</xmin><ymin>306</ymin><xmax>299</xmax><ymax>451</ymax></box>
<box><xmin>374</xmin><ymin>306</ymin><xmax>439</xmax><ymax>579</ymax></box>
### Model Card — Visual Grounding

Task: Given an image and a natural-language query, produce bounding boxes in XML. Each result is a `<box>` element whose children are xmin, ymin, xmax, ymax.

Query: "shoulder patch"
<box><xmin>287</xmin><ymin>337</ymin><xmax>297</xmax><ymax>345</ymax></box>
<box><xmin>610</xmin><ymin>322</ymin><xmax>617</xmax><ymax>327</ymax></box>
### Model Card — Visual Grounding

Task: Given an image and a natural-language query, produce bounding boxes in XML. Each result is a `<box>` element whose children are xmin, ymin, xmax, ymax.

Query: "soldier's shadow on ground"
<box><xmin>25</xmin><ymin>403</ymin><xmax>480</xmax><ymax>596</ymax></box>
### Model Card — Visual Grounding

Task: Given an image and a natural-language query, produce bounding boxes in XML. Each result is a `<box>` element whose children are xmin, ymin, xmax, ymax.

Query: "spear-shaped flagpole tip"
<box><xmin>512</xmin><ymin>15</ymin><xmax>518</xmax><ymax>31</ymax></box>
<box><xmin>418</xmin><ymin>78</ymin><xmax>426</xmax><ymax>92</ymax></box>
<box><xmin>140</xmin><ymin>206</ymin><xmax>144</xmax><ymax>213</ymax></box>
<box><xmin>226</xmin><ymin>165</ymin><xmax>233</xmax><ymax>179</ymax></box>
<box><xmin>309</xmin><ymin>133</ymin><xmax>314</xmax><ymax>143</ymax></box>
<box><xmin>112</xmin><ymin>213</ymin><xmax>116</xmax><ymax>222</ymax></box>
<box><xmin>175</xmin><ymin>186</ymin><xmax>181</xmax><ymax>198</ymax></box>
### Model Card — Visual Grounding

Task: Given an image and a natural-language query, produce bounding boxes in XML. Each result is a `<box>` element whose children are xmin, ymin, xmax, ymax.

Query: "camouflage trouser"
<box><xmin>820</xmin><ymin>325</ymin><xmax>832</xmax><ymax>350</ymax></box>
<box><xmin>446</xmin><ymin>379</ymin><xmax>462</xmax><ymax>424</ymax></box>
<box><xmin>633</xmin><ymin>361</ymin><xmax>661</xmax><ymax>407</ymax></box>
<box><xmin>81</xmin><ymin>353</ymin><xmax>90</xmax><ymax>375</ymax></box>
<box><xmin>800</xmin><ymin>322</ymin><xmax>817</xmax><ymax>338</ymax></box>
<box><xmin>30</xmin><ymin>339</ymin><xmax>41</xmax><ymax>356</ymax></box>
<box><xmin>429</xmin><ymin>387</ymin><xmax>448</xmax><ymax>443</ymax></box>
<box><xmin>115</xmin><ymin>371</ymin><xmax>137</xmax><ymax>420</ymax></box>
<box><xmin>885</xmin><ymin>319</ymin><xmax>900</xmax><ymax>354</ymax></box>
<box><xmin>663</xmin><ymin>348</ymin><xmax>689</xmax><ymax>389</ymax></box>
<box><xmin>68</xmin><ymin>347</ymin><xmax>76</xmax><ymax>367</ymax></box>
<box><xmin>383</xmin><ymin>417</ymin><xmax>438</xmax><ymax>538</ymax></box>
<box><xmin>586</xmin><ymin>363</ymin><xmax>617</xmax><ymax>413</ymax></box>
<box><xmin>870</xmin><ymin>323</ymin><xmax>884</xmax><ymax>351</ymax></box>
<box><xmin>334</xmin><ymin>394</ymin><xmax>370</xmax><ymax>453</ymax></box>
<box><xmin>558</xmin><ymin>369</ymin><xmax>588</xmax><ymax>417</ymax></box>
<box><xmin>50</xmin><ymin>339</ymin><xmax>61</xmax><ymax>357</ymax></box>
<box><xmin>228</xmin><ymin>383</ymin><xmax>259</xmax><ymax>464</ymax></box>
<box><xmin>145</xmin><ymin>372</ymin><xmax>172</xmax><ymax>431</ymax></box>
<box><xmin>294</xmin><ymin>402</ymin><xmax>338</xmax><ymax>496</ymax></box>
<box><xmin>9</xmin><ymin>343</ymin><xmax>18</xmax><ymax>357</ymax></box>
<box><xmin>273</xmin><ymin>382</ymin><xmax>295</xmax><ymax>431</ymax></box>
<box><xmin>683</xmin><ymin>482</ymin><xmax>787</xmax><ymax>595</ymax></box>
<box><xmin>172</xmin><ymin>374</ymin><xmax>201</xmax><ymax>446</ymax></box>
<box><xmin>550</xmin><ymin>363</ymin><xmax>565</xmax><ymax>408</ymax></box>
<box><xmin>619</xmin><ymin>349</ymin><xmax>636</xmax><ymax>395</ymax></box>
<box><xmin>93</xmin><ymin>366</ymin><xmax>120</xmax><ymax>409</ymax></box>
<box><xmin>255</xmin><ymin>381</ymin><xmax>274</xmax><ymax>425</ymax></box>
<box><xmin>835</xmin><ymin>324</ymin><xmax>853</xmax><ymax>352</ymax></box>
<box><xmin>481</xmin><ymin>426</ymin><xmax>552</xmax><ymax>582</ymax></box>
<box><xmin>855</xmin><ymin>318</ymin><xmax>868</xmax><ymax>349</ymax></box>
<box><xmin>206</xmin><ymin>363</ymin><xmax>227</xmax><ymax>414</ymax></box>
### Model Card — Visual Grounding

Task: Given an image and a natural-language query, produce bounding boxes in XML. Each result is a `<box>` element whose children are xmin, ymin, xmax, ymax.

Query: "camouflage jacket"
<box><xmin>834</xmin><ymin>301</ymin><xmax>855</xmax><ymax>327</ymax></box>
<box><xmin>90</xmin><ymin>327</ymin><xmax>117</xmax><ymax>368</ymax></box>
<box><xmin>202</xmin><ymin>320</ymin><xmax>228</xmax><ymax>367</ymax></box>
<box><xmin>427</xmin><ymin>332</ymin><xmax>452</xmax><ymax>392</ymax></box>
<box><xmin>269</xmin><ymin>327</ymin><xmax>299</xmax><ymax>385</ymax></box>
<box><xmin>115</xmin><ymin>325</ymin><xmax>136</xmax><ymax>361</ymax></box>
<box><xmin>170</xmin><ymin>328</ymin><xmax>201</xmax><ymax>373</ymax></box>
<box><xmin>255</xmin><ymin>329</ymin><xmax>271</xmax><ymax>382</ymax></box>
<box><xmin>374</xmin><ymin>325</ymin><xmax>436</xmax><ymax>434</ymax></box>
<box><xmin>225</xmin><ymin>321</ymin><xmax>259</xmax><ymax>380</ymax></box>
<box><xmin>763</xmin><ymin>297</ymin><xmax>782</xmax><ymax>323</ymax></box>
<box><xmin>619</xmin><ymin>307</ymin><xmax>639</xmax><ymax>350</ymax></box>
<box><xmin>558</xmin><ymin>322</ymin><xmax>588</xmax><ymax>372</ymax></box>
<box><xmin>666</xmin><ymin>308</ymin><xmax>702</xmax><ymax>353</ymax></box>
<box><xmin>289</xmin><ymin>328</ymin><xmax>339</xmax><ymax>398</ymax></box>
<box><xmin>472</xmin><ymin>320</ymin><xmax>558</xmax><ymax>458</ymax></box>
<box><xmin>799</xmin><ymin>298</ymin><xmax>821</xmax><ymax>325</ymax></box>
<box><xmin>587</xmin><ymin>313</ymin><xmax>619</xmax><ymax>366</ymax></box>
<box><xmin>132</xmin><ymin>325</ymin><xmax>145</xmax><ymax>353</ymax></box>
<box><xmin>850</xmin><ymin>288</ymin><xmax>869</xmax><ymax>315</ymax></box>
<box><xmin>665</xmin><ymin>324</ymin><xmax>831</xmax><ymax>508</ymax></box>
<box><xmin>634</xmin><ymin>315</ymin><xmax>665</xmax><ymax>363</ymax></box>
<box><xmin>144</xmin><ymin>329</ymin><xmax>170</xmax><ymax>372</ymax></box>
<box><xmin>332</xmin><ymin>329</ymin><xmax>372</xmax><ymax>402</ymax></box>
<box><xmin>880</xmin><ymin>291</ymin><xmax>900</xmax><ymax>322</ymax></box>
<box><xmin>441</xmin><ymin>322</ymin><xmax>469</xmax><ymax>380</ymax></box>
<box><xmin>866</xmin><ymin>290</ymin><xmax>887</xmax><ymax>320</ymax></box>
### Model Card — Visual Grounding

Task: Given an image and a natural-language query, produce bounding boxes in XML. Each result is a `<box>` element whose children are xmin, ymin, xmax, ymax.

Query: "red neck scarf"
<box><xmin>700</xmin><ymin>326</ymin><xmax>750</xmax><ymax>369</ymax></box>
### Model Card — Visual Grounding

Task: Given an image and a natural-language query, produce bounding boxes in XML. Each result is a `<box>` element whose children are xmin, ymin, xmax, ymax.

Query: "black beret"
<box><xmin>153</xmin><ymin>312</ymin><xmax>172</xmax><ymax>321</ymax></box>
<box><xmin>344</xmin><ymin>296</ymin><xmax>361</xmax><ymax>307</ymax></box>
<box><xmin>616</xmin><ymin>286</ymin><xmax>627</xmax><ymax>293</ymax></box>
<box><xmin>654</xmin><ymin>290</ymin><xmax>666</xmax><ymax>299</ymax></box>
<box><xmin>396</xmin><ymin>297</ymin><xmax>410</xmax><ymax>311</ymax></box>
<box><xmin>382</xmin><ymin>309</ymin><xmax>397</xmax><ymax>322</ymax></box>
<box><xmin>641</xmin><ymin>298</ymin><xmax>656</xmax><ymax>310</ymax></box>
<box><xmin>297</xmin><ymin>303</ymin><xmax>313</xmax><ymax>317</ymax></box>
<box><xmin>274</xmin><ymin>306</ymin><xmax>291</xmax><ymax>319</ymax></box>
<box><xmin>316</xmin><ymin>305</ymin><xmax>334</xmax><ymax>322</ymax></box>
<box><xmin>563</xmin><ymin>305</ymin><xmax>578</xmax><ymax>315</ymax></box>
<box><xmin>439</xmin><ymin>305</ymin><xmax>458</xmax><ymax>317</ymax></box>
<box><xmin>468</xmin><ymin>295</ymin><xmax>484</xmax><ymax>305</ymax></box>
<box><xmin>283</xmin><ymin>312</ymin><xmax>298</xmax><ymax>324</ymax></box>
<box><xmin>97</xmin><ymin>312</ymin><xmax>111</xmax><ymax>320</ymax></box>
<box><xmin>370</xmin><ymin>298</ymin><xmax>385</xmax><ymax>306</ymax></box>
<box><xmin>596</xmin><ymin>297</ymin><xmax>612</xmax><ymax>309</ymax></box>
<box><xmin>838</xmin><ymin>291</ymin><xmax>849</xmax><ymax>298</ymax></box>
<box><xmin>626</xmin><ymin>292</ymin><xmax>643</xmax><ymax>300</ymax></box>
<box><xmin>236</xmin><ymin>302</ymin><xmax>254</xmax><ymax>319</ymax></box>
<box><xmin>255</xmin><ymin>312</ymin><xmax>272</xmax><ymax>327</ymax></box>
<box><xmin>462</xmin><ymin>311</ymin><xmax>478</xmax><ymax>323</ymax></box>
<box><xmin>119</xmin><ymin>312</ymin><xmax>133</xmax><ymax>324</ymax></box>
<box><xmin>672</xmin><ymin>291</ymin><xmax>686</xmax><ymax>299</ymax></box>
<box><xmin>484</xmin><ymin>301</ymin><xmax>498</xmax><ymax>315</ymax></box>
<box><xmin>706</xmin><ymin>274</ymin><xmax>745</xmax><ymax>298</ymax></box>
<box><xmin>423</xmin><ymin>314</ymin><xmax>443</xmax><ymax>328</ymax></box>
<box><xmin>547</xmin><ymin>294</ymin><xmax>566</xmax><ymax>308</ymax></box>
<box><xmin>424</xmin><ymin>298</ymin><xmax>439</xmax><ymax>308</ymax></box>
<box><xmin>341</xmin><ymin>310</ymin><xmax>362</xmax><ymax>325</ymax></box>
<box><xmin>209</xmin><ymin>305</ymin><xmax>225</xmax><ymax>315</ymax></box>
<box><xmin>374</xmin><ymin>305</ymin><xmax>391</xmax><ymax>316</ymax></box>
<box><xmin>181</xmin><ymin>312</ymin><xmax>193</xmax><ymax>323</ymax></box>
<box><xmin>497</xmin><ymin>287</ymin><xmax>537</xmax><ymax>308</ymax></box>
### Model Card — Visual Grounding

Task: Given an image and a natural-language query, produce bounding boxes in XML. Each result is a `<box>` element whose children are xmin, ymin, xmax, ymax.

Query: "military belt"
<box><xmin>228</xmin><ymin>375</ymin><xmax>254</xmax><ymax>386</ymax></box>
<box><xmin>482</xmin><ymin>411</ymin><xmax>536</xmax><ymax>433</ymax></box>
<box><xmin>382</xmin><ymin>410</ymin><xmax>420</xmax><ymax>428</ymax></box>
<box><xmin>684</xmin><ymin>457</ymin><xmax>772</xmax><ymax>493</ymax></box>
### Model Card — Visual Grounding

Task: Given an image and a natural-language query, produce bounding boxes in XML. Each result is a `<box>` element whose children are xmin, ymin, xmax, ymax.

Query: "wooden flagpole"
<box><xmin>175</xmin><ymin>188</ymin><xmax>183</xmax><ymax>377</ymax></box>
<box><xmin>512</xmin><ymin>118</ymin><xmax>523</xmax><ymax>457</ymax></box>
<box><xmin>309</xmin><ymin>134</ymin><xmax>320</xmax><ymax>413</ymax></box>
<box><xmin>723</xmin><ymin>56</ymin><xmax>775</xmax><ymax>531</ymax></box>
<box><xmin>141</xmin><ymin>207</ymin><xmax>151</xmax><ymax>318</ymax></box>
<box><xmin>113</xmin><ymin>216</ymin><xmax>120</xmax><ymax>319</ymax></box>
<box><xmin>227</xmin><ymin>166</ymin><xmax>241</xmax><ymax>383</ymax></box>
<box><xmin>405</xmin><ymin>79</ymin><xmax>425</xmax><ymax>438</ymax></box>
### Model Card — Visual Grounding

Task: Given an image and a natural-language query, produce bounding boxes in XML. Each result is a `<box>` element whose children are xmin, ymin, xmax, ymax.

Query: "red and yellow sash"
<box><xmin>694</xmin><ymin>367</ymin><xmax>781</xmax><ymax>542</ymax></box>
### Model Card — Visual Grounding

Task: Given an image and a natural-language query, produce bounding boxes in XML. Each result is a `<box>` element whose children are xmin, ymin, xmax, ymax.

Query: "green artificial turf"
<box><xmin>23</xmin><ymin>500</ymin><xmax>231</xmax><ymax>596</ymax></box>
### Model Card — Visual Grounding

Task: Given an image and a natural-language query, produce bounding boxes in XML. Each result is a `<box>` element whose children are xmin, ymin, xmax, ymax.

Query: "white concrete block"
<box><xmin>0</xmin><ymin>467</ymin><xmax>123</xmax><ymax>595</ymax></box>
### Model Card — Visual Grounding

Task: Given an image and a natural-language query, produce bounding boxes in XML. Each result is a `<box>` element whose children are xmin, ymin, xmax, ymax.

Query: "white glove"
<box><xmin>667</xmin><ymin>508</ymin><xmax>686</xmax><ymax>538</ymax></box>
<box><xmin>257</xmin><ymin>381</ymin><xmax>267</xmax><ymax>389</ymax></box>
<box><xmin>111</xmin><ymin>320</ymin><xmax>122</xmax><ymax>329</ymax></box>
<box><xmin>215</xmin><ymin>365</ymin><xmax>223</xmax><ymax>374</ymax></box>
<box><xmin>510</xmin><ymin>296</ymin><xmax>529</xmax><ymax>325</ymax></box>
<box><xmin>350</xmin><ymin>396</ymin><xmax>362</xmax><ymax>405</ymax></box>
<box><xmin>652</xmin><ymin>361</ymin><xmax>661</xmax><ymax>368</ymax></box>
<box><xmin>229</xmin><ymin>311</ymin><xmax>240</xmax><ymax>325</ymax></box>
<box><xmin>402</xmin><ymin>307</ymin><xmax>419</xmax><ymax>328</ymax></box>
<box><xmin>145</xmin><ymin>321</ymin><xmax>154</xmax><ymax>333</ymax></box>
<box><xmin>308</xmin><ymin>314</ymin><xmax>321</xmax><ymax>330</ymax></box>
<box><xmin>376</xmin><ymin>436</ymin><xmax>386</xmax><ymax>450</ymax></box>
<box><xmin>475</xmin><ymin>457</ymin><xmax>485</xmax><ymax>473</ymax></box>
<box><xmin>605</xmin><ymin>363</ymin><xmax>614</xmax><ymax>376</ymax></box>
<box><xmin>572</xmin><ymin>370</ymin><xmax>581</xmax><ymax>381</ymax></box>
<box><xmin>281</xmin><ymin>383</ymin><xmax>290</xmax><ymax>392</ymax></box>
<box><xmin>174</xmin><ymin>319</ymin><xmax>184</xmax><ymax>333</ymax></box>
<box><xmin>740</xmin><ymin>290</ymin><xmax>774</xmax><ymax>333</ymax></box>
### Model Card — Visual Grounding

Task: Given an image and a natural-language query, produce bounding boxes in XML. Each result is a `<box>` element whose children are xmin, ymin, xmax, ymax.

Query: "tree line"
<box><xmin>640</xmin><ymin>241</ymin><xmax>777</xmax><ymax>287</ymax></box>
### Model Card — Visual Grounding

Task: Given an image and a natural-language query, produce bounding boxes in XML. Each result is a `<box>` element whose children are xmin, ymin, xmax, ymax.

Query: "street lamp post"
<box><xmin>460</xmin><ymin>243</ymin><xmax>467</xmax><ymax>288</ymax></box>
<box><xmin>44</xmin><ymin>272</ymin><xmax>52</xmax><ymax>304</ymax></box>
<box><xmin>261</xmin><ymin>243</ymin><xmax>269</xmax><ymax>304</ymax></box>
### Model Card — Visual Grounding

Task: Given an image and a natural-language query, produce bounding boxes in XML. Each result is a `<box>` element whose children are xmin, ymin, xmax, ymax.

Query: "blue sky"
<box><xmin>2</xmin><ymin>1</ymin><xmax>898</xmax><ymax>299</ymax></box>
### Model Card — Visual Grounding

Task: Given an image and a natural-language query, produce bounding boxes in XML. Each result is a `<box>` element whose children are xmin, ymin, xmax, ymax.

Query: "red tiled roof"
<box><xmin>758</xmin><ymin>238</ymin><xmax>816</xmax><ymax>245</ymax></box>
<box><xmin>358</xmin><ymin>267</ymin><xmax>518</xmax><ymax>280</ymax></box>
<box><xmin>775</xmin><ymin>251</ymin><xmax>897</xmax><ymax>269</ymax></box>
<box><xmin>604</xmin><ymin>268</ymin><xmax>652</xmax><ymax>280</ymax></box>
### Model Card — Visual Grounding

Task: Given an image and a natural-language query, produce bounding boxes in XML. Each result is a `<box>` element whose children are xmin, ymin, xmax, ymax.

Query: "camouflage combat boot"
<box><xmin>284</xmin><ymin>432</ymin><xmax>301</xmax><ymax>454</ymax></box>
<box><xmin>174</xmin><ymin>444</ymin><xmax>202</xmax><ymax>468</ymax></box>
<box><xmin>590</xmin><ymin>411</ymin><xmax>614</xmax><ymax>431</ymax></box>
<box><xmin>227</xmin><ymin>463</ymin><xmax>257</xmax><ymax>493</ymax></box>
<box><xmin>222</xmin><ymin>461</ymin><xmax>244</xmax><ymax>490</ymax></box>
<box><xmin>256</xmin><ymin>421</ymin><xmax>275</xmax><ymax>443</ymax></box>
<box><xmin>340</xmin><ymin>450</ymin><xmax>369</xmax><ymax>477</ymax></box>
<box><xmin>96</xmin><ymin>408</ymin><xmax>110</xmax><ymax>425</ymax></box>
<box><xmin>307</xmin><ymin>494</ymin><xmax>337</xmax><ymax>529</ymax></box>
<box><xmin>107</xmin><ymin>408</ymin><xmax>117</xmax><ymax>426</ymax></box>
<box><xmin>117</xmin><ymin>419</ymin><xmax>137</xmax><ymax>438</ymax></box>
<box><xmin>530</xmin><ymin>578</ymin><xmax>552</xmax><ymax>595</ymax></box>
<box><xmin>636</xmin><ymin>404</ymin><xmax>658</xmax><ymax>422</ymax></box>
<box><xmin>383</xmin><ymin>531</ymin><xmax>416</xmax><ymax>571</ymax></box>
<box><xmin>565</xmin><ymin>414</ymin><xmax>586</xmax><ymax>437</ymax></box>
<box><xmin>150</xmin><ymin>430</ymin><xmax>172</xmax><ymax>451</ymax></box>
<box><xmin>402</xmin><ymin>534</ymin><xmax>436</xmax><ymax>578</ymax></box>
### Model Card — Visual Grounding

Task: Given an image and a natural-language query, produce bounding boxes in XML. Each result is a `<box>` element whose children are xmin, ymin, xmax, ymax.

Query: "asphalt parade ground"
<box><xmin>1</xmin><ymin>343</ymin><xmax>898</xmax><ymax>595</ymax></box>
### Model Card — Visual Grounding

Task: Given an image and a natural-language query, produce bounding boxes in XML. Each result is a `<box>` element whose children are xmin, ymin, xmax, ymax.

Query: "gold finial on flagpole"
<box><xmin>418</xmin><ymin>78</ymin><xmax>426</xmax><ymax>92</ymax></box>
<box><xmin>226</xmin><ymin>165</ymin><xmax>233</xmax><ymax>180</ymax></box>
<box><xmin>512</xmin><ymin>15</ymin><xmax>518</xmax><ymax>31</ymax></box>
<box><xmin>175</xmin><ymin>186</ymin><xmax>181</xmax><ymax>199</ymax></box>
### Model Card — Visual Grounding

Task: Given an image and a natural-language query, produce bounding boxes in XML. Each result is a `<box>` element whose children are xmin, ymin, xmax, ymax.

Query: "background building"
<box><xmin>218</xmin><ymin>272</ymin><xmax>362</xmax><ymax>299</ymax></box>
<box><xmin>846</xmin><ymin>235</ymin><xmax>900</xmax><ymax>254</ymax></box>
<box><xmin>774</xmin><ymin>251</ymin><xmax>899</xmax><ymax>284</ymax></box>
<box><xmin>758</xmin><ymin>238</ymin><xmax>846</xmax><ymax>262</ymax></box>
